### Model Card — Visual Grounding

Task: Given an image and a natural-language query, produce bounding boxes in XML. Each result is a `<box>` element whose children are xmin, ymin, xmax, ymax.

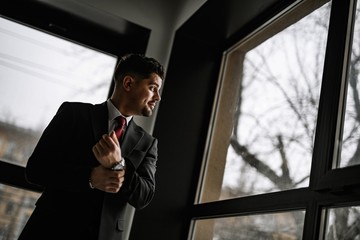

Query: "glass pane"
<box><xmin>0</xmin><ymin>17</ymin><xmax>117</xmax><ymax>166</ymax></box>
<box><xmin>221</xmin><ymin>3</ymin><xmax>331</xmax><ymax>199</ymax></box>
<box><xmin>323</xmin><ymin>206</ymin><xmax>360</xmax><ymax>240</ymax></box>
<box><xmin>0</xmin><ymin>184</ymin><xmax>40</xmax><ymax>240</ymax></box>
<box><xmin>339</xmin><ymin>0</ymin><xmax>360</xmax><ymax>168</ymax></box>
<box><xmin>193</xmin><ymin>210</ymin><xmax>305</xmax><ymax>240</ymax></box>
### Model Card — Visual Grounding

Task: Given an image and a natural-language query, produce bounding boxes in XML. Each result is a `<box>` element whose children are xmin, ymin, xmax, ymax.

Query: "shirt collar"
<box><xmin>106</xmin><ymin>99</ymin><xmax>132</xmax><ymax>125</ymax></box>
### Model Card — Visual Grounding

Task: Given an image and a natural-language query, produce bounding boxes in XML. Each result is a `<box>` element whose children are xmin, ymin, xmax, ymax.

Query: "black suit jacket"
<box><xmin>19</xmin><ymin>101</ymin><xmax>158</xmax><ymax>240</ymax></box>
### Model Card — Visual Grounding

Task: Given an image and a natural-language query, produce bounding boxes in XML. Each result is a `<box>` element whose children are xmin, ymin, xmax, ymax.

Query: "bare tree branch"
<box><xmin>230</xmin><ymin>136</ymin><xmax>293</xmax><ymax>190</ymax></box>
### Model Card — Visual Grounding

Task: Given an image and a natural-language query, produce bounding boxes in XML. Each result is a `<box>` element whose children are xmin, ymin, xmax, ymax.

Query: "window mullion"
<box><xmin>310</xmin><ymin>0</ymin><xmax>355</xmax><ymax>190</ymax></box>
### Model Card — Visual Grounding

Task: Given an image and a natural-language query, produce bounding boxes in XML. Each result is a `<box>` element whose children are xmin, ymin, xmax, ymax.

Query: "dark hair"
<box><xmin>114</xmin><ymin>53</ymin><xmax>165</xmax><ymax>83</ymax></box>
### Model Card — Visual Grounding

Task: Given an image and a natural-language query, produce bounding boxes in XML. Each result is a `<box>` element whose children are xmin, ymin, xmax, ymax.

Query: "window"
<box><xmin>0</xmin><ymin>16</ymin><xmax>117</xmax><ymax>239</ymax></box>
<box><xmin>0</xmin><ymin>184</ymin><xmax>39</xmax><ymax>240</ymax></box>
<box><xmin>339</xmin><ymin>0</ymin><xmax>360</xmax><ymax>168</ymax></box>
<box><xmin>198</xmin><ymin>0</ymin><xmax>331</xmax><ymax>203</ymax></box>
<box><xmin>193</xmin><ymin>210</ymin><xmax>305</xmax><ymax>239</ymax></box>
<box><xmin>191</xmin><ymin>0</ymin><xmax>360</xmax><ymax>239</ymax></box>
<box><xmin>222</xmin><ymin>2</ymin><xmax>330</xmax><ymax>199</ymax></box>
<box><xmin>0</xmin><ymin>16</ymin><xmax>116</xmax><ymax>164</ymax></box>
<box><xmin>322</xmin><ymin>206</ymin><xmax>360</xmax><ymax>239</ymax></box>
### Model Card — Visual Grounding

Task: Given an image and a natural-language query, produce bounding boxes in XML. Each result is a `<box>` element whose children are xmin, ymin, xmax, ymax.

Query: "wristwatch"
<box><xmin>111</xmin><ymin>157</ymin><xmax>126</xmax><ymax>171</ymax></box>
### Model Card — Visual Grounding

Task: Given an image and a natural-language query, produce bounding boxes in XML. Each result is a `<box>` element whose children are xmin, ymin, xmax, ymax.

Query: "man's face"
<box><xmin>128</xmin><ymin>73</ymin><xmax>162</xmax><ymax>117</ymax></box>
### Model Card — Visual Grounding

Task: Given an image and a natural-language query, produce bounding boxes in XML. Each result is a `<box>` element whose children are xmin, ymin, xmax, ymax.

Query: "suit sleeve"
<box><xmin>122</xmin><ymin>138</ymin><xmax>158</xmax><ymax>210</ymax></box>
<box><xmin>25</xmin><ymin>102</ymin><xmax>93</xmax><ymax>192</ymax></box>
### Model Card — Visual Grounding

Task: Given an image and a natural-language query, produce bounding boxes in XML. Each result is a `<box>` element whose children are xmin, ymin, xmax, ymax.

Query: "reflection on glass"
<box><xmin>323</xmin><ymin>206</ymin><xmax>360</xmax><ymax>240</ymax></box>
<box><xmin>221</xmin><ymin>3</ymin><xmax>331</xmax><ymax>199</ymax></box>
<box><xmin>0</xmin><ymin>17</ymin><xmax>117</xmax><ymax>167</ymax></box>
<box><xmin>193</xmin><ymin>210</ymin><xmax>305</xmax><ymax>240</ymax></box>
<box><xmin>340</xmin><ymin>0</ymin><xmax>360</xmax><ymax>168</ymax></box>
<box><xmin>0</xmin><ymin>184</ymin><xmax>40</xmax><ymax>240</ymax></box>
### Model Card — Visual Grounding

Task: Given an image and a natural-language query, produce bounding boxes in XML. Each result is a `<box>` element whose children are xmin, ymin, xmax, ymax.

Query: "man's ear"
<box><xmin>123</xmin><ymin>75</ymin><xmax>134</xmax><ymax>91</ymax></box>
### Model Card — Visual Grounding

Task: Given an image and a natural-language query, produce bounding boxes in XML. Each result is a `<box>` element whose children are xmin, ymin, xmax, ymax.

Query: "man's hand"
<box><xmin>92</xmin><ymin>131</ymin><xmax>121</xmax><ymax>168</ymax></box>
<box><xmin>90</xmin><ymin>165</ymin><xmax>125</xmax><ymax>193</ymax></box>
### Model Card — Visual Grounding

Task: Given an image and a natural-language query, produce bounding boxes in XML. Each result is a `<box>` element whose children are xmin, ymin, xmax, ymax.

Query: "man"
<box><xmin>19</xmin><ymin>53</ymin><xmax>165</xmax><ymax>240</ymax></box>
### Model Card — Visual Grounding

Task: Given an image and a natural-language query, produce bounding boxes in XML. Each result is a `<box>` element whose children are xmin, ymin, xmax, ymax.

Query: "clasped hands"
<box><xmin>91</xmin><ymin>131</ymin><xmax>125</xmax><ymax>193</ymax></box>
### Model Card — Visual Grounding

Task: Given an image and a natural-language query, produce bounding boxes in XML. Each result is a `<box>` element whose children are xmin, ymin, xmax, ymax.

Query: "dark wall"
<box><xmin>130</xmin><ymin>29</ymin><xmax>223</xmax><ymax>240</ymax></box>
<box><xmin>130</xmin><ymin>0</ymin><xmax>296</xmax><ymax>239</ymax></box>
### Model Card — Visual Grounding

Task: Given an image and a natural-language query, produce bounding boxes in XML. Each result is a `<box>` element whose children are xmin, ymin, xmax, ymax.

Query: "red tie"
<box><xmin>114</xmin><ymin>116</ymin><xmax>126</xmax><ymax>140</ymax></box>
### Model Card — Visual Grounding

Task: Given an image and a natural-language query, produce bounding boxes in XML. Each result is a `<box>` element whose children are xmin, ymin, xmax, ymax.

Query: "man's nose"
<box><xmin>155</xmin><ymin>90</ymin><xmax>161</xmax><ymax>101</ymax></box>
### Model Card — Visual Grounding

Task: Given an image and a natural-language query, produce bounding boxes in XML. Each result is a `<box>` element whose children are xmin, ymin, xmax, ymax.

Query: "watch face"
<box><xmin>112</xmin><ymin>161</ymin><xmax>125</xmax><ymax>171</ymax></box>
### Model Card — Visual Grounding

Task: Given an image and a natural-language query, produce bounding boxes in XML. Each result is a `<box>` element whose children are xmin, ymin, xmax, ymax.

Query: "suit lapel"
<box><xmin>121</xmin><ymin>120</ymin><xmax>143</xmax><ymax>159</ymax></box>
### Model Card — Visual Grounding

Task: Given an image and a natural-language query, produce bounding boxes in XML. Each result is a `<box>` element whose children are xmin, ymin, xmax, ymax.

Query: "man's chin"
<box><xmin>142</xmin><ymin>108</ymin><xmax>153</xmax><ymax>117</ymax></box>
